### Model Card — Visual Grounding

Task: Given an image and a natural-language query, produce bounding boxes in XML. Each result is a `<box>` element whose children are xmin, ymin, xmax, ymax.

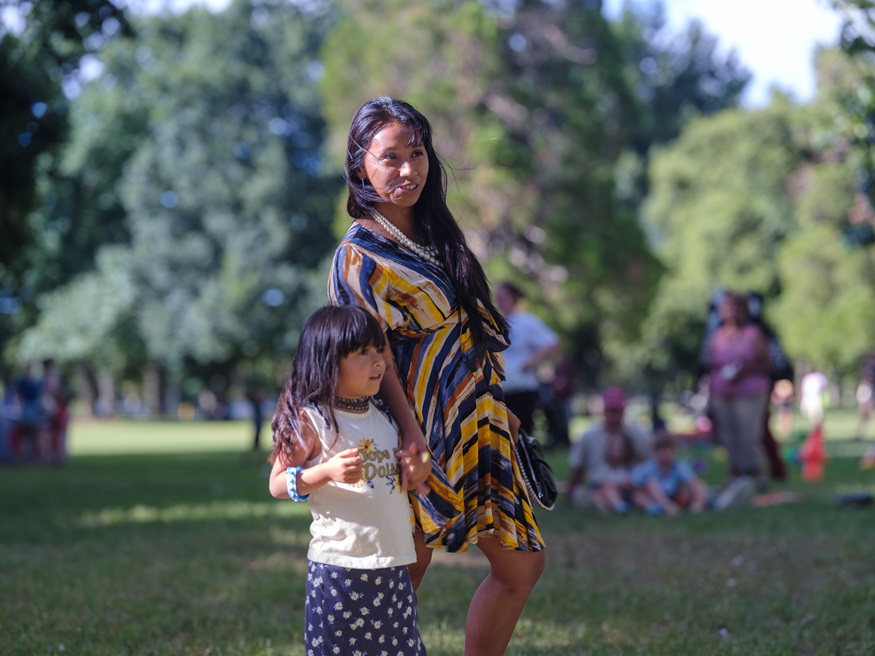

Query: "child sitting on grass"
<box><xmin>590</xmin><ymin>430</ymin><xmax>649</xmax><ymax>514</ymax></box>
<box><xmin>631</xmin><ymin>431</ymin><xmax>709</xmax><ymax>515</ymax></box>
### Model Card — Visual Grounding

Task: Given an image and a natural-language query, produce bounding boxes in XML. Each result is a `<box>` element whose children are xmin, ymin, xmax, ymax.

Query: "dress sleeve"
<box><xmin>328</xmin><ymin>241</ymin><xmax>407</xmax><ymax>332</ymax></box>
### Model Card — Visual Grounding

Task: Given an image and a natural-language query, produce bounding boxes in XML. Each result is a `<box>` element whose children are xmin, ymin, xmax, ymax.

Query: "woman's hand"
<box><xmin>720</xmin><ymin>361</ymin><xmax>741</xmax><ymax>381</ymax></box>
<box><xmin>397</xmin><ymin>434</ymin><xmax>431</xmax><ymax>492</ymax></box>
<box><xmin>325</xmin><ymin>447</ymin><xmax>364</xmax><ymax>484</ymax></box>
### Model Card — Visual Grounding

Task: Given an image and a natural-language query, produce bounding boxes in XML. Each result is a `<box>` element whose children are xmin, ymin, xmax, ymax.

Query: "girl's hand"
<box><xmin>326</xmin><ymin>447</ymin><xmax>364</xmax><ymax>484</ymax></box>
<box><xmin>396</xmin><ymin>441</ymin><xmax>431</xmax><ymax>493</ymax></box>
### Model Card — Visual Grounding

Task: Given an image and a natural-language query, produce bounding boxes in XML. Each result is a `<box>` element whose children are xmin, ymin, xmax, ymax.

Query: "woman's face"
<box><xmin>719</xmin><ymin>296</ymin><xmax>741</xmax><ymax>324</ymax></box>
<box><xmin>357</xmin><ymin>122</ymin><xmax>429</xmax><ymax>212</ymax></box>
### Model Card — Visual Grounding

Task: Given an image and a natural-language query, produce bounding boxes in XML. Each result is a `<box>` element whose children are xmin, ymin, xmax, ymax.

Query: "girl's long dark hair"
<box><xmin>270</xmin><ymin>305</ymin><xmax>385</xmax><ymax>465</ymax></box>
<box><xmin>344</xmin><ymin>96</ymin><xmax>508</xmax><ymax>362</ymax></box>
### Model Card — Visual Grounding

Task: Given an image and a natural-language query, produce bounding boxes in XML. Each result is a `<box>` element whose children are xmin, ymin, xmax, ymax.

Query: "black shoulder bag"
<box><xmin>515</xmin><ymin>430</ymin><xmax>558</xmax><ymax>511</ymax></box>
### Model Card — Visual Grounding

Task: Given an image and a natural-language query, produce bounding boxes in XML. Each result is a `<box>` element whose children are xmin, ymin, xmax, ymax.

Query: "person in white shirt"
<box><xmin>800</xmin><ymin>370</ymin><xmax>829</xmax><ymax>426</ymax></box>
<box><xmin>496</xmin><ymin>282</ymin><xmax>561</xmax><ymax>436</ymax></box>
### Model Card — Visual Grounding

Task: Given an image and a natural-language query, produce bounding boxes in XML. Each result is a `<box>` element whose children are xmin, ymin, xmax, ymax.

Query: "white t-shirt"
<box><xmin>302</xmin><ymin>403</ymin><xmax>416</xmax><ymax>569</ymax></box>
<box><xmin>801</xmin><ymin>372</ymin><xmax>828</xmax><ymax>401</ymax></box>
<box><xmin>503</xmin><ymin>311</ymin><xmax>559</xmax><ymax>394</ymax></box>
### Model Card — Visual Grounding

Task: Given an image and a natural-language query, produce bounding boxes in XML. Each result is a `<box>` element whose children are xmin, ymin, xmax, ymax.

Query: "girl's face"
<box><xmin>336</xmin><ymin>343</ymin><xmax>386</xmax><ymax>399</ymax></box>
<box><xmin>357</xmin><ymin>122</ymin><xmax>429</xmax><ymax>213</ymax></box>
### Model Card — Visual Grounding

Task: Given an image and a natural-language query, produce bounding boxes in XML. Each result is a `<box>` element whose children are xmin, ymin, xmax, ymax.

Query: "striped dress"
<box><xmin>329</xmin><ymin>223</ymin><xmax>544</xmax><ymax>553</ymax></box>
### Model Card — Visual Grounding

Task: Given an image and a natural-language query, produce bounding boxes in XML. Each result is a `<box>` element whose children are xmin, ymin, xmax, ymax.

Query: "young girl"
<box><xmin>589</xmin><ymin>431</ymin><xmax>640</xmax><ymax>514</ymax></box>
<box><xmin>268</xmin><ymin>305</ymin><xmax>427</xmax><ymax>655</ymax></box>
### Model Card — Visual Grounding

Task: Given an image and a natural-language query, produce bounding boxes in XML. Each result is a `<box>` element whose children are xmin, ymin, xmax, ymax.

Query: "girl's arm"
<box><xmin>378</xmin><ymin>347</ymin><xmax>430</xmax><ymax>491</ymax></box>
<box><xmin>268</xmin><ymin>414</ymin><xmax>364</xmax><ymax>499</ymax></box>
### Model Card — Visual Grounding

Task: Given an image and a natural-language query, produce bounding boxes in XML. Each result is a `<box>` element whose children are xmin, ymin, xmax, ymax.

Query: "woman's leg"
<box><xmin>408</xmin><ymin>529</ymin><xmax>433</xmax><ymax>590</ymax></box>
<box><xmin>734</xmin><ymin>393</ymin><xmax>769</xmax><ymax>476</ymax></box>
<box><xmin>710</xmin><ymin>397</ymin><xmax>743</xmax><ymax>476</ymax></box>
<box><xmin>465</xmin><ymin>536</ymin><xmax>545</xmax><ymax>656</ymax></box>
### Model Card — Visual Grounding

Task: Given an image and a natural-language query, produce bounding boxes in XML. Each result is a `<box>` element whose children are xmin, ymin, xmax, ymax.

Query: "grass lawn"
<box><xmin>2</xmin><ymin>410</ymin><xmax>874</xmax><ymax>655</ymax></box>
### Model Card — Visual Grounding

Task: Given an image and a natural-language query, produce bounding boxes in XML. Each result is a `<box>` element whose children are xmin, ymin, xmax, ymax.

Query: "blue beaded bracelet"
<box><xmin>286</xmin><ymin>466</ymin><xmax>310</xmax><ymax>502</ymax></box>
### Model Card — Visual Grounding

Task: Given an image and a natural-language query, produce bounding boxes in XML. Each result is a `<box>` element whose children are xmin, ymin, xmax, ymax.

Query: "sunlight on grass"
<box><xmin>68</xmin><ymin>419</ymin><xmax>258</xmax><ymax>455</ymax></box>
<box><xmin>420</xmin><ymin>621</ymin><xmax>466</xmax><ymax>655</ymax></box>
<box><xmin>78</xmin><ymin>500</ymin><xmax>308</xmax><ymax>528</ymax></box>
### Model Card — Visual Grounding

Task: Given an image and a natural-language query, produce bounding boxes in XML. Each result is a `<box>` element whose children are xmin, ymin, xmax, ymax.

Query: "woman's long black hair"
<box><xmin>344</xmin><ymin>96</ymin><xmax>508</xmax><ymax>363</ymax></box>
<box><xmin>270</xmin><ymin>305</ymin><xmax>385</xmax><ymax>465</ymax></box>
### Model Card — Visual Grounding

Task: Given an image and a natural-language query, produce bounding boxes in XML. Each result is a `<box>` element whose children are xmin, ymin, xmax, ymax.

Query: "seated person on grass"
<box><xmin>567</xmin><ymin>387</ymin><xmax>652</xmax><ymax>514</ymax></box>
<box><xmin>589</xmin><ymin>428</ymin><xmax>650</xmax><ymax>514</ymax></box>
<box><xmin>632</xmin><ymin>431</ymin><xmax>708</xmax><ymax>515</ymax></box>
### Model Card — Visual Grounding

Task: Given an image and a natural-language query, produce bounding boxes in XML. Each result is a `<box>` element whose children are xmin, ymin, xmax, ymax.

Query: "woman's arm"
<box><xmin>737</xmin><ymin>326</ymin><xmax>772</xmax><ymax>378</ymax></box>
<box><xmin>523</xmin><ymin>341</ymin><xmax>561</xmax><ymax>373</ymax></box>
<box><xmin>379</xmin><ymin>347</ymin><xmax>431</xmax><ymax>491</ymax></box>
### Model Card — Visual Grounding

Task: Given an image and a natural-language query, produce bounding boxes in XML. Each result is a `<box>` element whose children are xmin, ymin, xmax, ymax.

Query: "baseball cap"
<box><xmin>602</xmin><ymin>387</ymin><xmax>627</xmax><ymax>410</ymax></box>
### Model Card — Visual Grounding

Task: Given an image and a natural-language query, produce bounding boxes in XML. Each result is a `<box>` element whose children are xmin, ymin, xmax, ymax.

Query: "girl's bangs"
<box><xmin>336</xmin><ymin>309</ymin><xmax>384</xmax><ymax>355</ymax></box>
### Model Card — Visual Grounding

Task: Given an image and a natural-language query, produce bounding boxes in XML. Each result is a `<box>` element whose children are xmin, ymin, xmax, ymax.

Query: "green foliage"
<box><xmin>774</xmin><ymin>223</ymin><xmax>875</xmax><ymax>373</ymax></box>
<box><xmin>0</xmin><ymin>0</ymin><xmax>132</xmax><ymax>377</ymax></box>
<box><xmin>19</xmin><ymin>1</ymin><xmax>339</xmax><ymax>384</ymax></box>
<box><xmin>321</xmin><ymin>1</ymin><xmax>671</xmax><ymax>378</ymax></box>
<box><xmin>766</xmin><ymin>43</ymin><xmax>875</xmax><ymax>377</ymax></box>
<box><xmin>630</xmin><ymin>103</ymin><xmax>801</xmax><ymax>382</ymax></box>
<box><xmin>611</xmin><ymin>1</ymin><xmax>750</xmax><ymax>153</ymax></box>
<box><xmin>828</xmin><ymin>0</ymin><xmax>875</xmax><ymax>210</ymax></box>
<box><xmin>7</xmin><ymin>0</ymin><xmax>871</xmax><ymax>398</ymax></box>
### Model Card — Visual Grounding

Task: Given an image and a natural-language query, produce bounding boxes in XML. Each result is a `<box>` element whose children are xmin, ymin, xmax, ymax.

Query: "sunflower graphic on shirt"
<box><xmin>356</xmin><ymin>437</ymin><xmax>400</xmax><ymax>490</ymax></box>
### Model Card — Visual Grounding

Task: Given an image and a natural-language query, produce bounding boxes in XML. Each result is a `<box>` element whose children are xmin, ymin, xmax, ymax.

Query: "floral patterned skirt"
<box><xmin>304</xmin><ymin>561</ymin><xmax>426</xmax><ymax>656</ymax></box>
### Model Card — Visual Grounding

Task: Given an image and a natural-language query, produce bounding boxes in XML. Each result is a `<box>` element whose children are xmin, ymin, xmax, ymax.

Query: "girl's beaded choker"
<box><xmin>334</xmin><ymin>396</ymin><xmax>370</xmax><ymax>412</ymax></box>
<box><xmin>370</xmin><ymin>209</ymin><xmax>440</xmax><ymax>266</ymax></box>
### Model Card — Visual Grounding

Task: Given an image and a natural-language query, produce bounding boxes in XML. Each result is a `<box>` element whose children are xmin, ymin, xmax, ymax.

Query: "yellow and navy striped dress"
<box><xmin>329</xmin><ymin>224</ymin><xmax>544</xmax><ymax>553</ymax></box>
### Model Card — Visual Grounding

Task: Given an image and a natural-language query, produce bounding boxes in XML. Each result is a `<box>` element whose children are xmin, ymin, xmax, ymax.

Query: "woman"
<box><xmin>329</xmin><ymin>97</ymin><xmax>545</xmax><ymax>656</ymax></box>
<box><xmin>707</xmin><ymin>292</ymin><xmax>772</xmax><ymax>486</ymax></box>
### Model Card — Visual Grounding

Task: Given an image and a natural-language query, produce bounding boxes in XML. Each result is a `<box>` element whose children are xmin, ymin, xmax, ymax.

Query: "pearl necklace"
<box><xmin>370</xmin><ymin>209</ymin><xmax>440</xmax><ymax>266</ymax></box>
<box><xmin>334</xmin><ymin>396</ymin><xmax>370</xmax><ymax>412</ymax></box>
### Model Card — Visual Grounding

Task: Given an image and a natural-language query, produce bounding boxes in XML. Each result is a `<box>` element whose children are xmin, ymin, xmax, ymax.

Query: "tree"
<box><xmin>771</xmin><ymin>44</ymin><xmax>875</xmax><ymax>377</ymax></box>
<box><xmin>321</xmin><ymin>1</ymin><xmax>664</xmax><ymax>383</ymax></box>
<box><xmin>828</xmin><ymin>0</ymin><xmax>875</xmax><ymax>216</ymax></box>
<box><xmin>630</xmin><ymin>101</ymin><xmax>801</xmax><ymax>385</ymax></box>
<box><xmin>0</xmin><ymin>0</ymin><xmax>131</xmax><ymax>377</ymax></box>
<box><xmin>18</xmin><ymin>0</ymin><xmax>339</xmax><ymax>410</ymax></box>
